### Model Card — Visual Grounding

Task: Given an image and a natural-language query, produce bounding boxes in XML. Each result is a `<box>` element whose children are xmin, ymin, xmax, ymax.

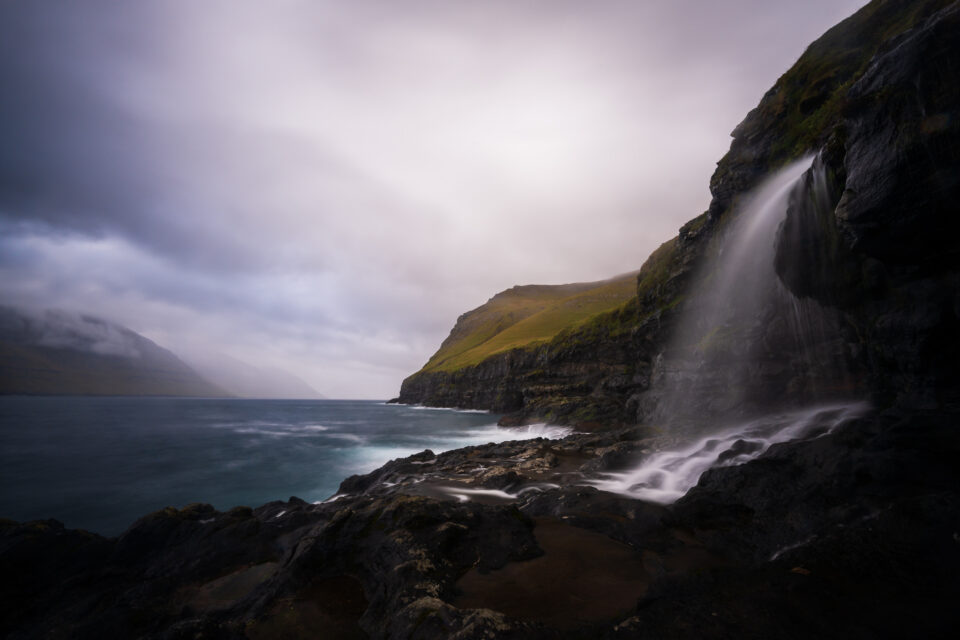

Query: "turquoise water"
<box><xmin>0</xmin><ymin>397</ymin><xmax>563</xmax><ymax>536</ymax></box>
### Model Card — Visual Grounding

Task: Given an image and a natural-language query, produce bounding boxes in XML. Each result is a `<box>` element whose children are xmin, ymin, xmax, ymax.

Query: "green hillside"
<box><xmin>421</xmin><ymin>271</ymin><xmax>640</xmax><ymax>373</ymax></box>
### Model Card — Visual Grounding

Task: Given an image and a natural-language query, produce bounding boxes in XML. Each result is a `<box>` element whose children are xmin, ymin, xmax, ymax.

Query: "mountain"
<box><xmin>0</xmin><ymin>306</ymin><xmax>227</xmax><ymax>397</ymax></box>
<box><xmin>186</xmin><ymin>351</ymin><xmax>325</xmax><ymax>400</ymax></box>
<box><xmin>396</xmin><ymin>237</ymin><xmax>681</xmax><ymax>424</ymax></box>
<box><xmin>420</xmin><ymin>271</ymin><xmax>640</xmax><ymax>374</ymax></box>
<box><xmin>398</xmin><ymin>0</ymin><xmax>960</xmax><ymax>426</ymax></box>
<box><xmin>3</xmin><ymin>1</ymin><xmax>960</xmax><ymax>638</ymax></box>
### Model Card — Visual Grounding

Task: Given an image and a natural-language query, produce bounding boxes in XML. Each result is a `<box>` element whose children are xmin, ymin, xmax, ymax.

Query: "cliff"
<box><xmin>418</xmin><ymin>273</ymin><xmax>639</xmax><ymax>375</ymax></box>
<box><xmin>3</xmin><ymin>1</ymin><xmax>960</xmax><ymax>638</ymax></box>
<box><xmin>398</xmin><ymin>0</ymin><xmax>960</xmax><ymax>425</ymax></box>
<box><xmin>396</xmin><ymin>237</ymin><xmax>689</xmax><ymax>426</ymax></box>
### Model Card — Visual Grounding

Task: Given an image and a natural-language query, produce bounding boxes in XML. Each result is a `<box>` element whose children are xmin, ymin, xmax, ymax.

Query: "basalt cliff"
<box><xmin>397</xmin><ymin>0</ymin><xmax>960</xmax><ymax>427</ymax></box>
<box><xmin>3</xmin><ymin>1</ymin><xmax>960</xmax><ymax>638</ymax></box>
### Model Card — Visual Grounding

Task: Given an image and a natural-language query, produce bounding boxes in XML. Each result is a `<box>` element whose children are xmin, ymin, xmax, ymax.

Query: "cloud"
<box><xmin>1</xmin><ymin>306</ymin><xmax>144</xmax><ymax>359</ymax></box>
<box><xmin>0</xmin><ymin>0</ymin><xmax>868</xmax><ymax>398</ymax></box>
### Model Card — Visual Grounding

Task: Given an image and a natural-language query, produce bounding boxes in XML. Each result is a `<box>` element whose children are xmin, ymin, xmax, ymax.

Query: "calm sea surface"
<box><xmin>0</xmin><ymin>397</ymin><xmax>566</xmax><ymax>536</ymax></box>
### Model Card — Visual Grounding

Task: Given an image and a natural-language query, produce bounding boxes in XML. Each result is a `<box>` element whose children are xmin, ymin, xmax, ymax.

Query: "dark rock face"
<box><xmin>647</xmin><ymin>409</ymin><xmax>960</xmax><ymax>639</ymax></box>
<box><xmin>396</xmin><ymin>230</ymin><xmax>706</xmax><ymax>427</ymax></box>
<box><xmin>0</xmin><ymin>428</ymin><xmax>660</xmax><ymax>639</ymax></box>
<box><xmin>400</xmin><ymin>0</ymin><xmax>960</xmax><ymax>426</ymax></box>
<box><xmin>776</xmin><ymin>2</ymin><xmax>960</xmax><ymax>410</ymax></box>
<box><xmin>5</xmin><ymin>2</ymin><xmax>960</xmax><ymax>638</ymax></box>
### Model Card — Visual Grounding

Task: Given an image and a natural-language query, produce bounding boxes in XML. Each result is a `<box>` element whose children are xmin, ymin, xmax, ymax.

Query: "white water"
<box><xmin>406</xmin><ymin>405</ymin><xmax>491</xmax><ymax>414</ymax></box>
<box><xmin>345</xmin><ymin>422</ymin><xmax>572</xmax><ymax>474</ymax></box>
<box><xmin>700</xmin><ymin>158</ymin><xmax>814</xmax><ymax>315</ymax></box>
<box><xmin>595</xmin><ymin>156</ymin><xmax>866</xmax><ymax>503</ymax></box>
<box><xmin>590</xmin><ymin>402</ymin><xmax>868</xmax><ymax>502</ymax></box>
<box><xmin>439</xmin><ymin>483</ymin><xmax>561</xmax><ymax>503</ymax></box>
<box><xmin>654</xmin><ymin>156</ymin><xmax>817</xmax><ymax>421</ymax></box>
<box><xmin>494</xmin><ymin>423</ymin><xmax>574</xmax><ymax>440</ymax></box>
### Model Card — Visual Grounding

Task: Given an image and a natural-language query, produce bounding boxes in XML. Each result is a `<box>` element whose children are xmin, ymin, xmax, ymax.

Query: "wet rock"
<box><xmin>5</xmin><ymin>3</ymin><xmax>960</xmax><ymax>638</ymax></box>
<box><xmin>475</xmin><ymin>468</ymin><xmax>524</xmax><ymax>489</ymax></box>
<box><xmin>521</xmin><ymin>486</ymin><xmax>667</xmax><ymax>549</ymax></box>
<box><xmin>338</xmin><ymin>449</ymin><xmax>437</xmax><ymax>495</ymax></box>
<box><xmin>716</xmin><ymin>439</ymin><xmax>763</xmax><ymax>463</ymax></box>
<box><xmin>3</xmin><ymin>406</ymin><xmax>960</xmax><ymax>639</ymax></box>
<box><xmin>578</xmin><ymin>441</ymin><xmax>648</xmax><ymax>472</ymax></box>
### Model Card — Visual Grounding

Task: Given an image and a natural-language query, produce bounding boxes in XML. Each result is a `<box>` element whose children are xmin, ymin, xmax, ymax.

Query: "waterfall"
<box><xmin>590</xmin><ymin>402</ymin><xmax>867</xmax><ymax>503</ymax></box>
<box><xmin>649</xmin><ymin>155</ymin><xmax>857</xmax><ymax>423</ymax></box>
<box><xmin>591</xmin><ymin>155</ymin><xmax>865</xmax><ymax>502</ymax></box>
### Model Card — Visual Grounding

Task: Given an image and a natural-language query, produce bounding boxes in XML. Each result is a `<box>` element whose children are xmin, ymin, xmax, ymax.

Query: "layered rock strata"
<box><xmin>398</xmin><ymin>0</ymin><xmax>960</xmax><ymax>425</ymax></box>
<box><xmin>4</xmin><ymin>1</ymin><xmax>960</xmax><ymax>638</ymax></box>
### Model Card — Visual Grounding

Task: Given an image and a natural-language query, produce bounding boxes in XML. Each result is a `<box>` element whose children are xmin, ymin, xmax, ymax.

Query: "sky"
<box><xmin>0</xmin><ymin>0</ymin><xmax>867</xmax><ymax>399</ymax></box>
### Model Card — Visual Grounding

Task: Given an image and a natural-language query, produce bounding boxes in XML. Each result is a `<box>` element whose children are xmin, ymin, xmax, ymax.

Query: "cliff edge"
<box><xmin>398</xmin><ymin>0</ymin><xmax>960</xmax><ymax>426</ymax></box>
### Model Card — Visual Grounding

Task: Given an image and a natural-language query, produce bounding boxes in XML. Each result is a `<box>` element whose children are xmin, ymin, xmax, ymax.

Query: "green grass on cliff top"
<box><xmin>415</xmin><ymin>0</ymin><xmax>951</xmax><ymax>379</ymax></box>
<box><xmin>420</xmin><ymin>272</ymin><xmax>639</xmax><ymax>373</ymax></box>
<box><xmin>757</xmin><ymin>0</ymin><xmax>954</xmax><ymax>160</ymax></box>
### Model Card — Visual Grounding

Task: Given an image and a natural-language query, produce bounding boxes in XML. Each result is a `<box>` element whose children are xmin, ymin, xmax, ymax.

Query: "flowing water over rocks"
<box><xmin>588</xmin><ymin>402</ymin><xmax>869</xmax><ymax>503</ymax></box>
<box><xmin>649</xmin><ymin>156</ymin><xmax>856</xmax><ymax>424</ymax></box>
<box><xmin>5</xmin><ymin>142</ymin><xmax>956</xmax><ymax>640</ymax></box>
<box><xmin>7</xmin><ymin>406</ymin><xmax>955</xmax><ymax>639</ymax></box>
<box><xmin>600</xmin><ymin>157</ymin><xmax>867</xmax><ymax>505</ymax></box>
<box><xmin>4</xmin><ymin>2</ymin><xmax>960</xmax><ymax>637</ymax></box>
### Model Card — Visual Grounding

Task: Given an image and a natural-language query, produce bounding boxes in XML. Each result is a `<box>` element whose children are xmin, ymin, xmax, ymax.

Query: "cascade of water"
<box><xmin>591</xmin><ymin>156</ymin><xmax>864</xmax><ymax>502</ymax></box>
<box><xmin>651</xmin><ymin>156</ymin><xmax>853</xmax><ymax>424</ymax></box>
<box><xmin>590</xmin><ymin>401</ymin><xmax>867</xmax><ymax>502</ymax></box>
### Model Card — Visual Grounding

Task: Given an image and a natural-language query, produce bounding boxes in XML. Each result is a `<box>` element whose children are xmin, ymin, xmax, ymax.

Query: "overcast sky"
<box><xmin>0</xmin><ymin>0</ymin><xmax>867</xmax><ymax>398</ymax></box>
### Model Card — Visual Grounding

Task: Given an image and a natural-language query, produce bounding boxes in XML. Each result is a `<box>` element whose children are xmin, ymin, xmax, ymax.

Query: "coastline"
<box><xmin>3</xmin><ymin>1</ymin><xmax>959</xmax><ymax>637</ymax></box>
<box><xmin>0</xmin><ymin>396</ymin><xmax>527</xmax><ymax>536</ymax></box>
<box><xmin>4</xmin><ymin>404</ymin><xmax>959</xmax><ymax>638</ymax></box>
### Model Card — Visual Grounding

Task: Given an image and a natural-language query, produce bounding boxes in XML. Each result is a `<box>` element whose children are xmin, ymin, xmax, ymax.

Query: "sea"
<box><xmin>0</xmin><ymin>396</ymin><xmax>570</xmax><ymax>536</ymax></box>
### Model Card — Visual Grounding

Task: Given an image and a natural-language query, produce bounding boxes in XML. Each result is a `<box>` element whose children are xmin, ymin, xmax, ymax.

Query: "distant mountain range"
<box><xmin>186</xmin><ymin>350</ymin><xmax>325</xmax><ymax>400</ymax></box>
<box><xmin>0</xmin><ymin>306</ymin><xmax>323</xmax><ymax>398</ymax></box>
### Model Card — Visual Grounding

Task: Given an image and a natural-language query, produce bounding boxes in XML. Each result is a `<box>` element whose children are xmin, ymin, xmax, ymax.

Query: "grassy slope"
<box><xmin>534</xmin><ymin>0</ymin><xmax>957</xmax><ymax>376</ymax></box>
<box><xmin>741</xmin><ymin>0</ymin><xmax>955</xmax><ymax>161</ymax></box>
<box><xmin>421</xmin><ymin>272</ymin><xmax>639</xmax><ymax>373</ymax></box>
<box><xmin>414</xmin><ymin>0</ymin><xmax>951</xmax><ymax>381</ymax></box>
<box><xmin>541</xmin><ymin>236</ymin><xmax>683</xmax><ymax>356</ymax></box>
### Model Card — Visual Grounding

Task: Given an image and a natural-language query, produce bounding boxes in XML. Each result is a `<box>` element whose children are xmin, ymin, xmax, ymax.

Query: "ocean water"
<box><xmin>0</xmin><ymin>397</ymin><xmax>569</xmax><ymax>536</ymax></box>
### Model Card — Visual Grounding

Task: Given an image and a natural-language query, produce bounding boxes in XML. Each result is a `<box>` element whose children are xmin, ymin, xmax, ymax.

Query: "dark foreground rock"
<box><xmin>3</xmin><ymin>408</ymin><xmax>959</xmax><ymax>639</ymax></box>
<box><xmin>5</xmin><ymin>1</ymin><xmax>960</xmax><ymax>637</ymax></box>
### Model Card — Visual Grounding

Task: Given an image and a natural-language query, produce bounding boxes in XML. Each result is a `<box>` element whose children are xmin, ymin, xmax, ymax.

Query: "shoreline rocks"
<box><xmin>4</xmin><ymin>2</ymin><xmax>960</xmax><ymax>638</ymax></box>
<box><xmin>3</xmin><ymin>406</ymin><xmax>959</xmax><ymax>638</ymax></box>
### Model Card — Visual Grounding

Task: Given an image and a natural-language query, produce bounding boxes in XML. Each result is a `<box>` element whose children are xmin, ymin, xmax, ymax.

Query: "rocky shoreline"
<box><xmin>4</xmin><ymin>1</ymin><xmax>960</xmax><ymax>637</ymax></box>
<box><xmin>3</xmin><ymin>404</ymin><xmax>959</xmax><ymax>638</ymax></box>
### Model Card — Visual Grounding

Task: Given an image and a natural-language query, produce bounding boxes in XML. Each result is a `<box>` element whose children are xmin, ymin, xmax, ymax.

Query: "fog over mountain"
<box><xmin>186</xmin><ymin>350</ymin><xmax>325</xmax><ymax>400</ymax></box>
<box><xmin>0</xmin><ymin>306</ymin><xmax>227</xmax><ymax>397</ymax></box>
<box><xmin>0</xmin><ymin>305</ymin><xmax>324</xmax><ymax>398</ymax></box>
<box><xmin>0</xmin><ymin>0</ymin><xmax>866</xmax><ymax>398</ymax></box>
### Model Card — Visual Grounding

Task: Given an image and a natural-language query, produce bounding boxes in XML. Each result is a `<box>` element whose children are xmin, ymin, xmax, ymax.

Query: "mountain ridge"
<box><xmin>419</xmin><ymin>270</ymin><xmax>640</xmax><ymax>374</ymax></box>
<box><xmin>0</xmin><ymin>306</ymin><xmax>327</xmax><ymax>399</ymax></box>
<box><xmin>0</xmin><ymin>306</ymin><xmax>228</xmax><ymax>397</ymax></box>
<box><xmin>185</xmin><ymin>350</ymin><xmax>325</xmax><ymax>400</ymax></box>
<box><xmin>3</xmin><ymin>1</ymin><xmax>960</xmax><ymax>637</ymax></box>
<box><xmin>396</xmin><ymin>0</ymin><xmax>960</xmax><ymax>424</ymax></box>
